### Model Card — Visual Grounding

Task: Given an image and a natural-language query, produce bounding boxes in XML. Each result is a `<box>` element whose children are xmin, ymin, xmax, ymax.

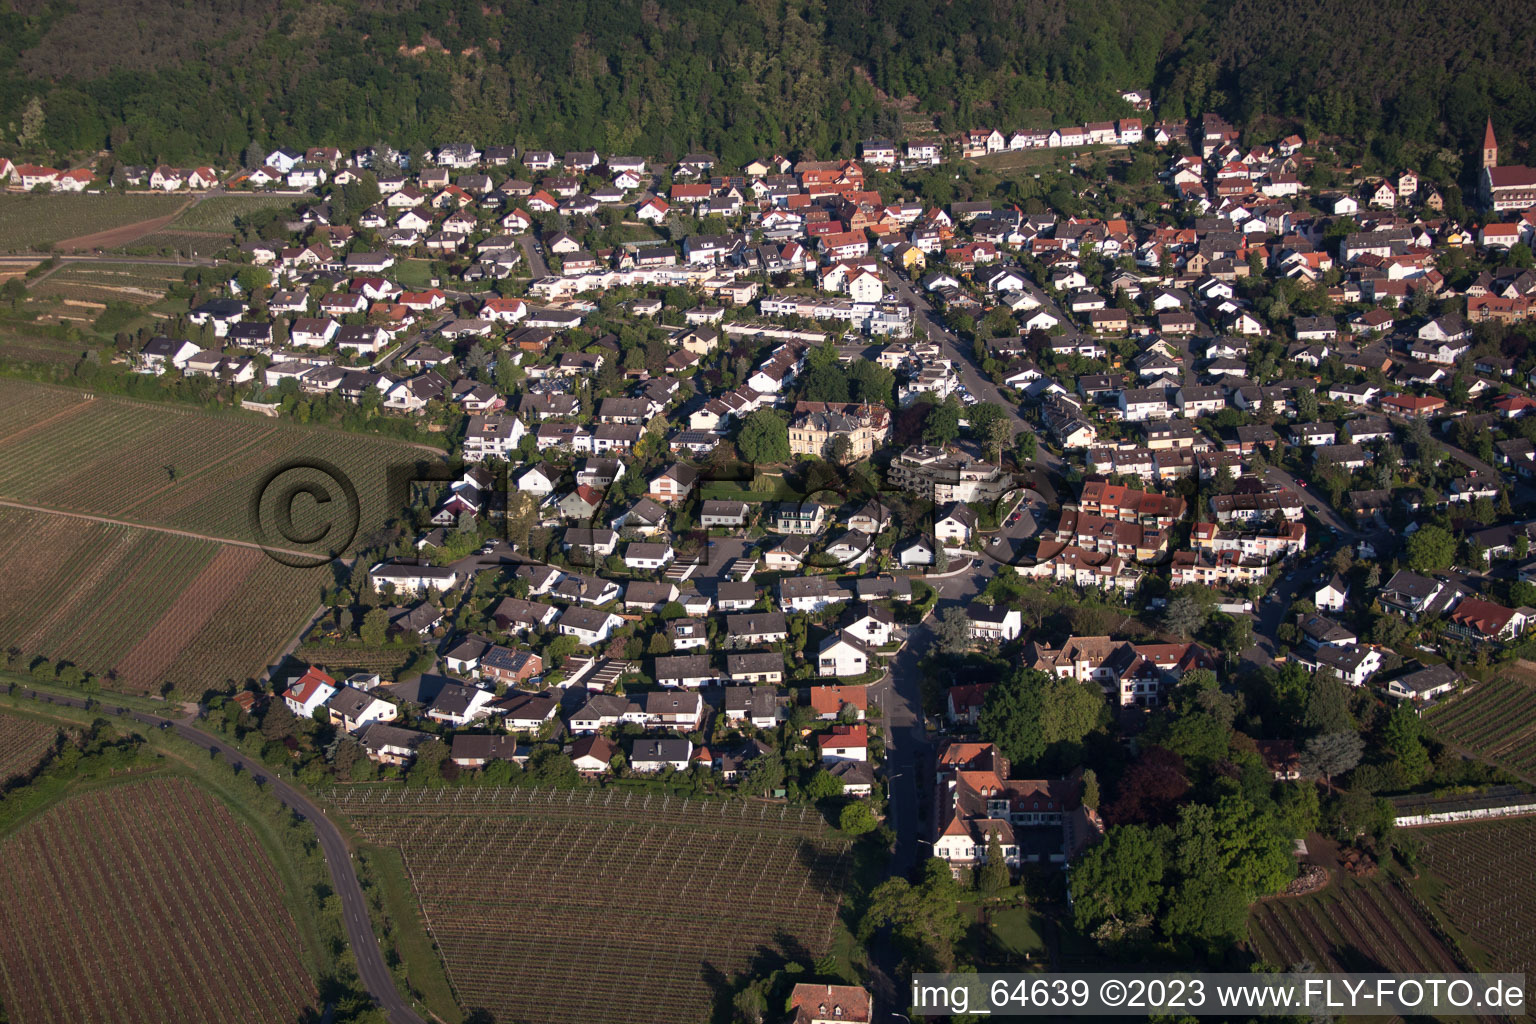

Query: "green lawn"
<box><xmin>394</xmin><ymin>258</ymin><xmax>438</xmax><ymax>290</ymax></box>
<box><xmin>699</xmin><ymin>477</ymin><xmax>802</xmax><ymax>503</ymax></box>
<box><xmin>989</xmin><ymin>906</ymin><xmax>1048</xmax><ymax>955</ymax></box>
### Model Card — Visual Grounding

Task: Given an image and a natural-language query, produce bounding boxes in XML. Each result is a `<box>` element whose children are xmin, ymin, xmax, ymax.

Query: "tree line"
<box><xmin>3</xmin><ymin>0</ymin><xmax>1531</xmax><ymax>172</ymax></box>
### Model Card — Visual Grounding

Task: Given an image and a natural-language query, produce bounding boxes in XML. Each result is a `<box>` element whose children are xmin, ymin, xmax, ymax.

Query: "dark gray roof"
<box><xmin>327</xmin><ymin>686</ymin><xmax>384</xmax><ymax>720</ymax></box>
<box><xmin>1390</xmin><ymin>663</ymin><xmax>1462</xmax><ymax>694</ymax></box>
<box><xmin>725</xmin><ymin>611</ymin><xmax>788</xmax><ymax>637</ymax></box>
<box><xmin>631</xmin><ymin>737</ymin><xmax>692</xmax><ymax>762</ymax></box>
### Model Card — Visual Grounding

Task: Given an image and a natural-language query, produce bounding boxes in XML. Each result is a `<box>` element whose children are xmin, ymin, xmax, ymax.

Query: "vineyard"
<box><xmin>0</xmin><ymin>331</ymin><xmax>81</xmax><ymax>366</ymax></box>
<box><xmin>0</xmin><ymin>379</ymin><xmax>438</xmax><ymax>694</ymax></box>
<box><xmin>0</xmin><ymin>194</ymin><xmax>187</xmax><ymax>251</ymax></box>
<box><xmin>1425</xmin><ymin>671</ymin><xmax>1536</xmax><ymax>779</ymax></box>
<box><xmin>0</xmin><ymin>506</ymin><xmax>329</xmax><ymax>693</ymax></box>
<box><xmin>0</xmin><ymin>379</ymin><xmax>434</xmax><ymax>546</ymax></box>
<box><xmin>335</xmin><ymin>785</ymin><xmax>852</xmax><ymax>1024</ymax></box>
<box><xmin>0</xmin><ymin>711</ymin><xmax>59</xmax><ymax>787</ymax></box>
<box><xmin>0</xmin><ymin>777</ymin><xmax>317</xmax><ymax>1024</ymax></box>
<box><xmin>1248</xmin><ymin>873</ymin><xmax>1465</xmax><ymax>976</ymax></box>
<box><xmin>169</xmin><ymin>195</ymin><xmax>297</xmax><ymax>232</ymax></box>
<box><xmin>33</xmin><ymin>262</ymin><xmax>185</xmax><ymax>308</ymax></box>
<box><xmin>118</xmin><ymin>229</ymin><xmax>236</xmax><ymax>257</ymax></box>
<box><xmin>1418</xmin><ymin>819</ymin><xmax>1536</xmax><ymax>987</ymax></box>
<box><xmin>294</xmin><ymin>641</ymin><xmax>421</xmax><ymax>677</ymax></box>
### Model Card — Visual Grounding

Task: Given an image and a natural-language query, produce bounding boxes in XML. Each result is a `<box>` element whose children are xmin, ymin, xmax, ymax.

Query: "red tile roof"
<box><xmin>816</xmin><ymin>724</ymin><xmax>868</xmax><ymax>750</ymax></box>
<box><xmin>808</xmin><ymin>684</ymin><xmax>867</xmax><ymax>716</ymax></box>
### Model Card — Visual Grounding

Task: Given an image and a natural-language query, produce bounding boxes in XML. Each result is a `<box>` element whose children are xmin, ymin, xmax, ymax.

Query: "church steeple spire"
<box><xmin>1484</xmin><ymin>116</ymin><xmax>1499</xmax><ymax>170</ymax></box>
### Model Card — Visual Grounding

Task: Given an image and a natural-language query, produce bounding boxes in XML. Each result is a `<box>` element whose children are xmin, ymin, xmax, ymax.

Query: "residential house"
<box><xmin>1446</xmin><ymin>598</ymin><xmax>1530</xmax><ymax>644</ymax></box>
<box><xmin>642</xmin><ymin>689</ymin><xmax>705</xmax><ymax>730</ymax></box>
<box><xmin>556</xmin><ymin>606</ymin><xmax>623</xmax><ymax>645</ymax></box>
<box><xmin>424</xmin><ymin>683</ymin><xmax>496</xmax><ymax>726</ymax></box>
<box><xmin>451</xmin><ymin>733</ymin><xmax>529</xmax><ymax>769</ymax></box>
<box><xmin>630</xmin><ymin>738</ymin><xmax>693</xmax><ymax>773</ymax></box>
<box><xmin>968</xmin><ymin>603</ymin><xmax>1023</xmax><ymax>642</ymax></box>
<box><xmin>817</xmin><ymin>633</ymin><xmax>872</xmax><ymax>677</ymax></box>
<box><xmin>283</xmin><ymin>667</ymin><xmax>337</xmax><ymax>717</ymax></box>
<box><xmin>326</xmin><ymin>687</ymin><xmax>397</xmax><ymax>733</ymax></box>
<box><xmin>817</xmin><ymin>723</ymin><xmax>869</xmax><ymax>763</ymax></box>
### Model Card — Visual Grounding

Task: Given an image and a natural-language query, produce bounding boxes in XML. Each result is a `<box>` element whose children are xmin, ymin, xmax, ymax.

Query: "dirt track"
<box><xmin>54</xmin><ymin>199</ymin><xmax>194</xmax><ymax>251</ymax></box>
<box><xmin>0</xmin><ymin>497</ymin><xmax>319</xmax><ymax>560</ymax></box>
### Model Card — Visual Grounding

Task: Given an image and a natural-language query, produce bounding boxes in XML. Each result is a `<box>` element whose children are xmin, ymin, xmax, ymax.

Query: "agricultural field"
<box><xmin>33</xmin><ymin>261</ymin><xmax>185</xmax><ymax>308</ymax></box>
<box><xmin>0</xmin><ymin>711</ymin><xmax>59</xmax><ymax>787</ymax></box>
<box><xmin>1418</xmin><ymin>818</ymin><xmax>1536</xmax><ymax>985</ymax></box>
<box><xmin>116</xmin><ymin>229</ymin><xmax>236</xmax><ymax>257</ymax></box>
<box><xmin>1425</xmin><ymin>671</ymin><xmax>1536</xmax><ymax>779</ymax></box>
<box><xmin>169</xmin><ymin>194</ymin><xmax>297</xmax><ymax>232</ymax></box>
<box><xmin>148</xmin><ymin>554</ymin><xmax>333</xmax><ymax>692</ymax></box>
<box><xmin>0</xmin><ymin>329</ymin><xmax>86</xmax><ymax>366</ymax></box>
<box><xmin>0</xmin><ymin>378</ymin><xmax>435</xmax><ymax>693</ymax></box>
<box><xmin>969</xmin><ymin>144</ymin><xmax>1119</xmax><ymax>174</ymax></box>
<box><xmin>0</xmin><ymin>378</ymin><xmax>435</xmax><ymax>547</ymax></box>
<box><xmin>335</xmin><ymin>786</ymin><xmax>852</xmax><ymax>1024</ymax></box>
<box><xmin>0</xmin><ymin>193</ymin><xmax>187</xmax><ymax>251</ymax></box>
<box><xmin>1247</xmin><ymin>862</ymin><xmax>1465</xmax><ymax>976</ymax></box>
<box><xmin>0</xmin><ymin>506</ymin><xmax>330</xmax><ymax>692</ymax></box>
<box><xmin>0</xmin><ymin>776</ymin><xmax>318</xmax><ymax>1024</ymax></box>
<box><xmin>294</xmin><ymin>641</ymin><xmax>422</xmax><ymax>677</ymax></box>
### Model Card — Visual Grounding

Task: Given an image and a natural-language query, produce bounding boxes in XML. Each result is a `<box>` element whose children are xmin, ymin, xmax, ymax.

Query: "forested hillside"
<box><xmin>0</xmin><ymin>0</ymin><xmax>1532</xmax><ymax>167</ymax></box>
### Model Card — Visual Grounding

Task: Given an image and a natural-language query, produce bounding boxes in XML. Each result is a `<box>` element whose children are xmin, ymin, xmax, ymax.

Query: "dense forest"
<box><xmin>0</xmin><ymin>0</ymin><xmax>1533</xmax><ymax>168</ymax></box>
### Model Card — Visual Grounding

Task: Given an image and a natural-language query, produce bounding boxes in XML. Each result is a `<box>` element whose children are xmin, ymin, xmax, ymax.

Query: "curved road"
<box><xmin>14</xmin><ymin>688</ymin><xmax>425</xmax><ymax>1024</ymax></box>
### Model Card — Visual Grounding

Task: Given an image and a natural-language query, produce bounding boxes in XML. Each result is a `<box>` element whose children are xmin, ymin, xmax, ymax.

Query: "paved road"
<box><xmin>1242</xmin><ymin>545</ymin><xmax>1339</xmax><ymax>665</ymax></box>
<box><xmin>514</xmin><ymin>234</ymin><xmax>549</xmax><ymax>279</ymax></box>
<box><xmin>1260</xmin><ymin>466</ymin><xmax>1356</xmax><ymax>538</ymax></box>
<box><xmin>865</xmin><ymin>604</ymin><xmax>937</xmax><ymax>1017</ymax></box>
<box><xmin>884</xmin><ymin>267</ymin><xmax>1067</xmax><ymax>479</ymax></box>
<box><xmin>12</xmin><ymin>688</ymin><xmax>425</xmax><ymax>1024</ymax></box>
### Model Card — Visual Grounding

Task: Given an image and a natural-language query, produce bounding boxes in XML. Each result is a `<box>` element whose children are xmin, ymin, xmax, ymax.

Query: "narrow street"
<box><xmin>883</xmin><ymin>267</ymin><xmax>1068</xmax><ymax>478</ymax></box>
<box><xmin>1260</xmin><ymin>465</ymin><xmax>1356</xmax><ymax>537</ymax></box>
<box><xmin>515</xmin><ymin>233</ymin><xmax>549</xmax><ymax>279</ymax></box>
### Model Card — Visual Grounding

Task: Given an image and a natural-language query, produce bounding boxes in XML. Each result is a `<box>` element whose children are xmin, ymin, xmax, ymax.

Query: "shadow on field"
<box><xmin>795</xmin><ymin>836</ymin><xmax>852</xmax><ymax>900</ymax></box>
<box><xmin>702</xmin><ymin>929</ymin><xmax>826</xmax><ymax>1024</ymax></box>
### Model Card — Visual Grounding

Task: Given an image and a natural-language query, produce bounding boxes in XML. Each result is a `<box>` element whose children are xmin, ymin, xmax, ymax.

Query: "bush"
<box><xmin>839</xmin><ymin>801</ymin><xmax>877</xmax><ymax>836</ymax></box>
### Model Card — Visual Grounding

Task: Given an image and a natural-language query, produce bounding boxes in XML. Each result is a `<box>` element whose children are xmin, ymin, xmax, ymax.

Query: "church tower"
<box><xmin>1484</xmin><ymin>117</ymin><xmax>1499</xmax><ymax>170</ymax></box>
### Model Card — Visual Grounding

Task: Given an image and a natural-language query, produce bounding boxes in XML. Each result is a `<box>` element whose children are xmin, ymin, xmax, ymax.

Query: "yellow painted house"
<box><xmin>893</xmin><ymin>241</ymin><xmax>926</xmax><ymax>275</ymax></box>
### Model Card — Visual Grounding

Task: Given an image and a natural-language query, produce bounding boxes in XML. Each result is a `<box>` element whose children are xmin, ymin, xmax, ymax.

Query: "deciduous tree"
<box><xmin>839</xmin><ymin>800</ymin><xmax>877</xmax><ymax>835</ymax></box>
<box><xmin>979</xmin><ymin>666</ymin><xmax>1104</xmax><ymax>769</ymax></box>
<box><xmin>1070</xmin><ymin>825</ymin><xmax>1166</xmax><ymax>938</ymax></box>
<box><xmin>736</xmin><ymin>409</ymin><xmax>790</xmax><ymax>464</ymax></box>
<box><xmin>933</xmin><ymin>606</ymin><xmax>971</xmax><ymax>654</ymax></box>
<box><xmin>1406</xmin><ymin>524</ymin><xmax>1456</xmax><ymax>574</ymax></box>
